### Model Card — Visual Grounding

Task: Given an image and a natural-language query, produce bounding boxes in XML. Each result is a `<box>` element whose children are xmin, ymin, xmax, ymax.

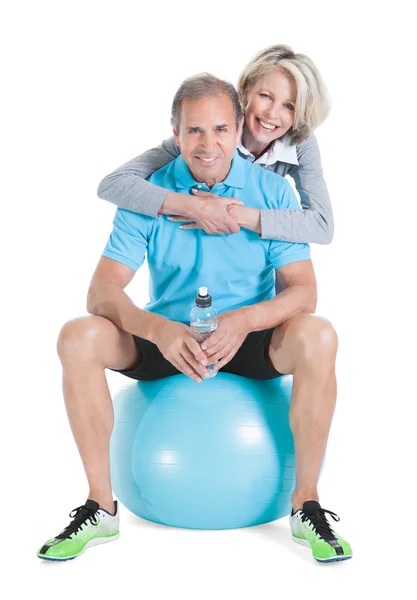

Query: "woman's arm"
<box><xmin>97</xmin><ymin>137</ymin><xmax>180</xmax><ymax>218</ymax></box>
<box><xmin>258</xmin><ymin>135</ymin><xmax>334</xmax><ymax>244</ymax></box>
<box><xmin>97</xmin><ymin>136</ymin><xmax>242</xmax><ymax>233</ymax></box>
<box><xmin>187</xmin><ymin>135</ymin><xmax>334</xmax><ymax>243</ymax></box>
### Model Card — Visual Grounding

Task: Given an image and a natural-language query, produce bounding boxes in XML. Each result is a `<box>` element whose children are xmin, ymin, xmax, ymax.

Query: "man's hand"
<box><xmin>199</xmin><ymin>310</ymin><xmax>251</xmax><ymax>372</ymax></box>
<box><xmin>168</xmin><ymin>190</ymin><xmax>242</xmax><ymax>235</ymax></box>
<box><xmin>153</xmin><ymin>321</ymin><xmax>210</xmax><ymax>383</ymax></box>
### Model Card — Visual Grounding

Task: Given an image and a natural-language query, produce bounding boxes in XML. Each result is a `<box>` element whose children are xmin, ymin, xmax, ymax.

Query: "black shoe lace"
<box><xmin>58</xmin><ymin>505</ymin><xmax>100</xmax><ymax>540</ymax></box>
<box><xmin>300</xmin><ymin>507</ymin><xmax>340</xmax><ymax>541</ymax></box>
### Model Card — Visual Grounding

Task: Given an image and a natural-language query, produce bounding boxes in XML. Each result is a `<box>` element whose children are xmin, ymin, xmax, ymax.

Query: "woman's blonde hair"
<box><xmin>238</xmin><ymin>44</ymin><xmax>331</xmax><ymax>145</ymax></box>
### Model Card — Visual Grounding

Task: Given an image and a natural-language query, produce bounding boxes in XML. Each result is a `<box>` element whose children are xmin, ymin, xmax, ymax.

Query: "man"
<box><xmin>37</xmin><ymin>74</ymin><xmax>352</xmax><ymax>563</ymax></box>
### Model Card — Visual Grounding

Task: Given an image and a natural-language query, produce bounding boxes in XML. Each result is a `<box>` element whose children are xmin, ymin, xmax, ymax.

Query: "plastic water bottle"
<box><xmin>190</xmin><ymin>287</ymin><xmax>219</xmax><ymax>378</ymax></box>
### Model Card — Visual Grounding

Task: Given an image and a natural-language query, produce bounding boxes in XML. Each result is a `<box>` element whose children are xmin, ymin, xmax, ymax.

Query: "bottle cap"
<box><xmin>195</xmin><ymin>287</ymin><xmax>212</xmax><ymax>308</ymax></box>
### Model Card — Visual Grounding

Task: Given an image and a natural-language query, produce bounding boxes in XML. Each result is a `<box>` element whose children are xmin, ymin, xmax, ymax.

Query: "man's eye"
<box><xmin>217</xmin><ymin>128</ymin><xmax>227</xmax><ymax>133</ymax></box>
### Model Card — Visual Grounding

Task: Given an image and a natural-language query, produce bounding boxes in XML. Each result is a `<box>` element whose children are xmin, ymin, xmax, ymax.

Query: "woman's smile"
<box><xmin>256</xmin><ymin>117</ymin><xmax>280</xmax><ymax>131</ymax></box>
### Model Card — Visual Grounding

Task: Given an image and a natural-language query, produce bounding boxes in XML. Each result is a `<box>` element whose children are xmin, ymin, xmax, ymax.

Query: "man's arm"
<box><xmin>240</xmin><ymin>259</ymin><xmax>317</xmax><ymax>332</ymax></box>
<box><xmin>87</xmin><ymin>257</ymin><xmax>209</xmax><ymax>382</ymax></box>
<box><xmin>199</xmin><ymin>259</ymin><xmax>317</xmax><ymax>369</ymax></box>
<box><xmin>87</xmin><ymin>257</ymin><xmax>167</xmax><ymax>343</ymax></box>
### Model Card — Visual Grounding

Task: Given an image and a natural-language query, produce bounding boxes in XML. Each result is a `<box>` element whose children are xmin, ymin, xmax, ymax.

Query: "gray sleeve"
<box><xmin>259</xmin><ymin>135</ymin><xmax>334</xmax><ymax>244</ymax></box>
<box><xmin>97</xmin><ymin>137</ymin><xmax>180</xmax><ymax>218</ymax></box>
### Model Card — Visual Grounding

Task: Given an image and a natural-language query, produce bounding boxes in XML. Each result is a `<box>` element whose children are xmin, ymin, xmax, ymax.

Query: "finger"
<box><xmin>226</xmin><ymin>219</ymin><xmax>240</xmax><ymax>234</ymax></box>
<box><xmin>206</xmin><ymin>342</ymin><xmax>233</xmax><ymax>363</ymax></box>
<box><xmin>178</xmin><ymin>224</ymin><xmax>202</xmax><ymax>230</ymax></box>
<box><xmin>201</xmin><ymin>333</ymin><xmax>223</xmax><ymax>352</ymax></box>
<box><xmin>167</xmin><ymin>216</ymin><xmax>194</xmax><ymax>223</ymax></box>
<box><xmin>174</xmin><ymin>356</ymin><xmax>203</xmax><ymax>383</ymax></box>
<box><xmin>182</xmin><ymin>347</ymin><xmax>210</xmax><ymax>379</ymax></box>
<box><xmin>212</xmin><ymin>350</ymin><xmax>235</xmax><ymax>372</ymax></box>
<box><xmin>191</xmin><ymin>189</ymin><xmax>218</xmax><ymax>198</ymax></box>
<box><xmin>218</xmin><ymin>225</ymin><xmax>235</xmax><ymax>235</ymax></box>
<box><xmin>184</xmin><ymin>337</ymin><xmax>209</xmax><ymax>366</ymax></box>
<box><xmin>170</xmin><ymin>357</ymin><xmax>190</xmax><ymax>378</ymax></box>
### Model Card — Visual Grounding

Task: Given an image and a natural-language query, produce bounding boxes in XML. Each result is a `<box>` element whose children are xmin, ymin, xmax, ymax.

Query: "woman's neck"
<box><xmin>241</xmin><ymin>124</ymin><xmax>271</xmax><ymax>160</ymax></box>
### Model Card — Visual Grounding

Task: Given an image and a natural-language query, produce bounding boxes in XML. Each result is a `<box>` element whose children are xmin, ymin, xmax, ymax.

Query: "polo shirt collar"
<box><xmin>174</xmin><ymin>150</ymin><xmax>246</xmax><ymax>190</ymax></box>
<box><xmin>237</xmin><ymin>136</ymin><xmax>299</xmax><ymax>166</ymax></box>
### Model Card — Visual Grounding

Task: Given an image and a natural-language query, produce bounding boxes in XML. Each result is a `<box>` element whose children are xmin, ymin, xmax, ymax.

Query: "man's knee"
<box><xmin>268</xmin><ymin>313</ymin><xmax>338</xmax><ymax>374</ymax></box>
<box><xmin>284</xmin><ymin>313</ymin><xmax>338</xmax><ymax>359</ymax></box>
<box><xmin>57</xmin><ymin>315</ymin><xmax>115</xmax><ymax>363</ymax></box>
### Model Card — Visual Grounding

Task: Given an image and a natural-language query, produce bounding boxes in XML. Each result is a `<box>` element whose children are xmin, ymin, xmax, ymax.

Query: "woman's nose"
<box><xmin>265</xmin><ymin>104</ymin><xmax>281</xmax><ymax>121</ymax></box>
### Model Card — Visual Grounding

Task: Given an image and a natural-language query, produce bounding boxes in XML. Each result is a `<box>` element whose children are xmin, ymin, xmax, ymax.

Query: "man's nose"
<box><xmin>200</xmin><ymin>132</ymin><xmax>216</xmax><ymax>153</ymax></box>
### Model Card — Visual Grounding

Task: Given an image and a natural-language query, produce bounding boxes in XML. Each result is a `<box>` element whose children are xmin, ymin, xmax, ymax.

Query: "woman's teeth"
<box><xmin>259</xmin><ymin>119</ymin><xmax>277</xmax><ymax>130</ymax></box>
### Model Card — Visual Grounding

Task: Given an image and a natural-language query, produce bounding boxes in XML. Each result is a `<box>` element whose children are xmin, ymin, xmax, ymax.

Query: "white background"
<box><xmin>1</xmin><ymin>0</ymin><xmax>416</xmax><ymax>596</ymax></box>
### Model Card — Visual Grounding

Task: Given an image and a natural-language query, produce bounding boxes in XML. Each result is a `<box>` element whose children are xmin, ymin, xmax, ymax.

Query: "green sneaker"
<box><xmin>37</xmin><ymin>499</ymin><xmax>119</xmax><ymax>561</ymax></box>
<box><xmin>290</xmin><ymin>500</ymin><xmax>352</xmax><ymax>563</ymax></box>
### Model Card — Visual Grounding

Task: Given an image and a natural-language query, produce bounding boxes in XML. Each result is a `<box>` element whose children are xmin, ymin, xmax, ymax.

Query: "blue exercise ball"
<box><xmin>110</xmin><ymin>372</ymin><xmax>296</xmax><ymax>530</ymax></box>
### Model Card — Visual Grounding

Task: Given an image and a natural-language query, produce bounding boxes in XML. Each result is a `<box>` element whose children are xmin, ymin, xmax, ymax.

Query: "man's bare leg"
<box><xmin>266</xmin><ymin>314</ymin><xmax>338</xmax><ymax>512</ymax></box>
<box><xmin>57</xmin><ymin>315</ymin><xmax>140</xmax><ymax>515</ymax></box>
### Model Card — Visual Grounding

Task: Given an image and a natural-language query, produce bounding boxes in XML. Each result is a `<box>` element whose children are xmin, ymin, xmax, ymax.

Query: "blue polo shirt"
<box><xmin>102</xmin><ymin>151</ymin><xmax>311</xmax><ymax>324</ymax></box>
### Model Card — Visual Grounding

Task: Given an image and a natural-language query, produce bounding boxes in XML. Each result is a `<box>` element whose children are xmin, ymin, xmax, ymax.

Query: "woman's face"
<box><xmin>243</xmin><ymin>68</ymin><xmax>296</xmax><ymax>145</ymax></box>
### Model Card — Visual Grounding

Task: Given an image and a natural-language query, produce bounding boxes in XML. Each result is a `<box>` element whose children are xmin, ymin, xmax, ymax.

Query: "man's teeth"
<box><xmin>198</xmin><ymin>157</ymin><xmax>217</xmax><ymax>162</ymax></box>
<box><xmin>259</xmin><ymin>119</ymin><xmax>277</xmax><ymax>130</ymax></box>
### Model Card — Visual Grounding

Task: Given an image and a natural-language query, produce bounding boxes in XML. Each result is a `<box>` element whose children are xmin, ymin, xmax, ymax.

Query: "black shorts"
<box><xmin>113</xmin><ymin>328</ymin><xmax>283</xmax><ymax>381</ymax></box>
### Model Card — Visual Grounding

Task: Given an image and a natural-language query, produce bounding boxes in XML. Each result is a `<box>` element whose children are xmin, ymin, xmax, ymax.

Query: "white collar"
<box><xmin>237</xmin><ymin>136</ymin><xmax>299</xmax><ymax>167</ymax></box>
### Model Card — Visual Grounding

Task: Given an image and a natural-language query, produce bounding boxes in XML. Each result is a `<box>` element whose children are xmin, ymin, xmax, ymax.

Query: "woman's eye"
<box><xmin>260</xmin><ymin>93</ymin><xmax>271</xmax><ymax>100</ymax></box>
<box><xmin>285</xmin><ymin>104</ymin><xmax>294</xmax><ymax>111</ymax></box>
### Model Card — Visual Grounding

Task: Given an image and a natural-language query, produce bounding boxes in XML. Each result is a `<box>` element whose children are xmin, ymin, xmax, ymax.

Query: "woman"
<box><xmin>97</xmin><ymin>44</ymin><xmax>333</xmax><ymax>244</ymax></box>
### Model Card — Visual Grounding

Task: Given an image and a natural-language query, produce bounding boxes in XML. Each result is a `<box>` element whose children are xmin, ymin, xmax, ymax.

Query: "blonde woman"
<box><xmin>97</xmin><ymin>44</ymin><xmax>333</xmax><ymax>244</ymax></box>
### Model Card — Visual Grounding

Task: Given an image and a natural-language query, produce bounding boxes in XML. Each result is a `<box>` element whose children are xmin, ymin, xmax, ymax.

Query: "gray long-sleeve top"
<box><xmin>97</xmin><ymin>134</ymin><xmax>333</xmax><ymax>244</ymax></box>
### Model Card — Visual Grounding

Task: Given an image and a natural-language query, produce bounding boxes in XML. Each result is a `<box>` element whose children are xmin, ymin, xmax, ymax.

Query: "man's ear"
<box><xmin>236</xmin><ymin>117</ymin><xmax>244</xmax><ymax>142</ymax></box>
<box><xmin>173</xmin><ymin>128</ymin><xmax>180</xmax><ymax>147</ymax></box>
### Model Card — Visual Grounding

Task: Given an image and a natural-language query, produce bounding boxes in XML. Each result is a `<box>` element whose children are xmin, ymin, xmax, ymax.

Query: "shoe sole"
<box><xmin>292</xmin><ymin>534</ymin><xmax>352</xmax><ymax>563</ymax></box>
<box><xmin>37</xmin><ymin>532</ymin><xmax>120</xmax><ymax>561</ymax></box>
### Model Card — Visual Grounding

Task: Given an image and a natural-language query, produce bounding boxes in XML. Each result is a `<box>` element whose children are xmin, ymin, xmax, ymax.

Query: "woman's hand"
<box><xmin>169</xmin><ymin>193</ymin><xmax>262</xmax><ymax>235</ymax></box>
<box><xmin>167</xmin><ymin>190</ymin><xmax>242</xmax><ymax>235</ymax></box>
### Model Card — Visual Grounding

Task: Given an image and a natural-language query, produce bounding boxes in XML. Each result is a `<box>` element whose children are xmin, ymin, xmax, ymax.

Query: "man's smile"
<box><xmin>194</xmin><ymin>156</ymin><xmax>220</xmax><ymax>166</ymax></box>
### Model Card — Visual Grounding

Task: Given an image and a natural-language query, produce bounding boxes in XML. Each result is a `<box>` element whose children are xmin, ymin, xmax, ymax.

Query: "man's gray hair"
<box><xmin>171</xmin><ymin>73</ymin><xmax>243</xmax><ymax>130</ymax></box>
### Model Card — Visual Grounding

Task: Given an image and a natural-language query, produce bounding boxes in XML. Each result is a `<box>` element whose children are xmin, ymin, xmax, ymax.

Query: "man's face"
<box><xmin>173</xmin><ymin>95</ymin><xmax>242</xmax><ymax>188</ymax></box>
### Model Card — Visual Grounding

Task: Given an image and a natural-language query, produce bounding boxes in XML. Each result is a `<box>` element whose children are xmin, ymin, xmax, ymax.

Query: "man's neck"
<box><xmin>190</xmin><ymin>163</ymin><xmax>232</xmax><ymax>188</ymax></box>
<box><xmin>241</xmin><ymin>124</ymin><xmax>270</xmax><ymax>161</ymax></box>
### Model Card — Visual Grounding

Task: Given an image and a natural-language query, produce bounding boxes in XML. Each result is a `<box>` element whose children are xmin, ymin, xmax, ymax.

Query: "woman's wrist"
<box><xmin>227</xmin><ymin>205</ymin><xmax>261</xmax><ymax>234</ymax></box>
<box><xmin>159</xmin><ymin>191</ymin><xmax>194</xmax><ymax>217</ymax></box>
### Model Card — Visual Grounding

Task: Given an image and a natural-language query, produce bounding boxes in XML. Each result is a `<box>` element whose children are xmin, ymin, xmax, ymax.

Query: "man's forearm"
<box><xmin>87</xmin><ymin>282</ymin><xmax>167</xmax><ymax>343</ymax></box>
<box><xmin>239</xmin><ymin>283</ymin><xmax>317</xmax><ymax>332</ymax></box>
